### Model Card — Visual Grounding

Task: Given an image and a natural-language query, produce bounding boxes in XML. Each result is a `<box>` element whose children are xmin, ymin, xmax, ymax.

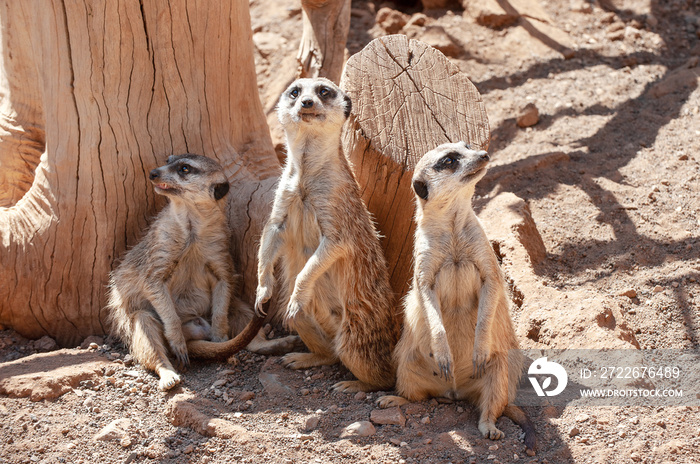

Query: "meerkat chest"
<box><xmin>281</xmin><ymin>177</ymin><xmax>323</xmax><ymax>253</ymax></box>
<box><xmin>432</xmin><ymin>235</ymin><xmax>482</xmax><ymax>313</ymax></box>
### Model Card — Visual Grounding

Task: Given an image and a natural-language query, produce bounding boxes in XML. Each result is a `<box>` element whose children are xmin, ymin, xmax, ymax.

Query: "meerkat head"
<box><xmin>277</xmin><ymin>77</ymin><xmax>352</xmax><ymax>131</ymax></box>
<box><xmin>148</xmin><ymin>154</ymin><xmax>230</xmax><ymax>204</ymax></box>
<box><xmin>411</xmin><ymin>141</ymin><xmax>489</xmax><ymax>205</ymax></box>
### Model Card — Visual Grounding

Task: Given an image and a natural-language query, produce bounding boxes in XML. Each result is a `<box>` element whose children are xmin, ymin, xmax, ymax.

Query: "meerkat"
<box><xmin>377</xmin><ymin>142</ymin><xmax>536</xmax><ymax>455</ymax></box>
<box><xmin>107</xmin><ymin>154</ymin><xmax>296</xmax><ymax>391</ymax></box>
<box><xmin>254</xmin><ymin>77</ymin><xmax>401</xmax><ymax>392</ymax></box>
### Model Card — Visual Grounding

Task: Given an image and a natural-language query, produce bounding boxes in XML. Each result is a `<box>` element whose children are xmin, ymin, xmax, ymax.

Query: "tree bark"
<box><xmin>297</xmin><ymin>0</ymin><xmax>351</xmax><ymax>83</ymax></box>
<box><xmin>0</xmin><ymin>0</ymin><xmax>279</xmax><ymax>346</ymax></box>
<box><xmin>340</xmin><ymin>35</ymin><xmax>490</xmax><ymax>297</ymax></box>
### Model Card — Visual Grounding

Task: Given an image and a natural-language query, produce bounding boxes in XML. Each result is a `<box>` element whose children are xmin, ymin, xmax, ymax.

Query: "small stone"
<box><xmin>569</xmin><ymin>427</ymin><xmax>580</xmax><ymax>437</ymax></box>
<box><xmin>33</xmin><ymin>336</ymin><xmax>59</xmax><ymax>352</ymax></box>
<box><xmin>354</xmin><ymin>391</ymin><xmax>367</xmax><ymax>401</ymax></box>
<box><xmin>183</xmin><ymin>444</ymin><xmax>194</xmax><ymax>454</ymax></box>
<box><xmin>653</xmin><ymin>285</ymin><xmax>664</xmax><ymax>293</ymax></box>
<box><xmin>575</xmin><ymin>413</ymin><xmax>590</xmax><ymax>423</ymax></box>
<box><xmin>489</xmin><ymin>444</ymin><xmax>498</xmax><ymax>451</ymax></box>
<box><xmin>619</xmin><ymin>289</ymin><xmax>637</xmax><ymax>299</ymax></box>
<box><xmin>212</xmin><ymin>379</ymin><xmax>227</xmax><ymax>388</ymax></box>
<box><xmin>420</xmin><ymin>416</ymin><xmax>430</xmax><ymax>425</ymax></box>
<box><xmin>517</xmin><ymin>103</ymin><xmax>539</xmax><ymax>128</ymax></box>
<box><xmin>120</xmin><ymin>437</ymin><xmax>132</xmax><ymax>448</ymax></box>
<box><xmin>656</xmin><ymin>420</ymin><xmax>666</xmax><ymax>428</ymax></box>
<box><xmin>370</xmin><ymin>407</ymin><xmax>406</xmax><ymax>426</ymax></box>
<box><xmin>340</xmin><ymin>421</ymin><xmax>376</xmax><ymax>438</ymax></box>
<box><xmin>672</xmin><ymin>282</ymin><xmax>679</xmax><ymax>288</ymax></box>
<box><xmin>630</xmin><ymin>452</ymin><xmax>642</xmax><ymax>462</ymax></box>
<box><xmin>300</xmin><ymin>388</ymin><xmax>310</xmax><ymax>396</ymax></box>
<box><xmin>239</xmin><ymin>391</ymin><xmax>255</xmax><ymax>402</ymax></box>
<box><xmin>630</xmin><ymin>416</ymin><xmax>639</xmax><ymax>424</ymax></box>
<box><xmin>305</xmin><ymin>415</ymin><xmax>320</xmax><ymax>432</ymax></box>
<box><xmin>93</xmin><ymin>418</ymin><xmax>131</xmax><ymax>442</ymax></box>
<box><xmin>88</xmin><ymin>342</ymin><xmax>99</xmax><ymax>350</ymax></box>
<box><xmin>376</xmin><ymin>7</ymin><xmax>409</xmax><ymax>34</ymax></box>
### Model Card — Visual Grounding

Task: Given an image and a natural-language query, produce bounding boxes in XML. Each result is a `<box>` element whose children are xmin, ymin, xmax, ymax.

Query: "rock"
<box><xmin>166</xmin><ymin>393</ymin><xmax>252</xmax><ymax>439</ymax></box>
<box><xmin>466</xmin><ymin>0</ymin><xmax>520</xmax><ymax>29</ymax></box>
<box><xmin>569</xmin><ymin>427</ymin><xmax>580</xmax><ymax>437</ymax></box>
<box><xmin>340</xmin><ymin>421</ymin><xmax>376</xmax><ymax>438</ymax></box>
<box><xmin>32</xmin><ymin>336</ymin><xmax>58</xmax><ymax>352</ymax></box>
<box><xmin>0</xmin><ymin>349</ymin><xmax>110</xmax><ymax>401</ymax></box>
<box><xmin>619</xmin><ymin>289</ymin><xmax>637</xmax><ymax>299</ymax></box>
<box><xmin>93</xmin><ymin>418</ymin><xmax>131</xmax><ymax>442</ymax></box>
<box><xmin>304</xmin><ymin>415</ymin><xmax>320</xmax><ymax>432</ymax></box>
<box><xmin>80</xmin><ymin>336</ymin><xmax>104</xmax><ymax>349</ymax></box>
<box><xmin>370</xmin><ymin>407</ymin><xmax>406</xmax><ymax>426</ymax></box>
<box><xmin>406</xmin><ymin>13</ymin><xmax>428</xmax><ymax>28</ymax></box>
<box><xmin>630</xmin><ymin>452</ymin><xmax>641</xmax><ymax>462</ymax></box>
<box><xmin>376</xmin><ymin>8</ymin><xmax>409</xmax><ymax>34</ymax></box>
<box><xmin>575</xmin><ymin>413</ymin><xmax>590</xmax><ymax>423</ymax></box>
<box><xmin>259</xmin><ymin>372</ymin><xmax>292</xmax><ymax>397</ymax></box>
<box><xmin>354</xmin><ymin>391</ymin><xmax>367</xmax><ymax>401</ymax></box>
<box><xmin>516</xmin><ymin>103</ymin><xmax>539</xmax><ymax>128</ymax></box>
<box><xmin>421</xmin><ymin>26</ymin><xmax>462</xmax><ymax>58</ymax></box>
<box><xmin>650</xmin><ymin>66</ymin><xmax>700</xmax><ymax>98</ymax></box>
<box><xmin>653</xmin><ymin>285</ymin><xmax>664</xmax><ymax>293</ymax></box>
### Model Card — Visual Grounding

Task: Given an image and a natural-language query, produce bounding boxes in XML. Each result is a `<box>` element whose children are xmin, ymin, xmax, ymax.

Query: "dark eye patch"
<box><xmin>317</xmin><ymin>86</ymin><xmax>336</xmax><ymax>99</ymax></box>
<box><xmin>175</xmin><ymin>163</ymin><xmax>199</xmax><ymax>177</ymax></box>
<box><xmin>434</xmin><ymin>152</ymin><xmax>462</xmax><ymax>171</ymax></box>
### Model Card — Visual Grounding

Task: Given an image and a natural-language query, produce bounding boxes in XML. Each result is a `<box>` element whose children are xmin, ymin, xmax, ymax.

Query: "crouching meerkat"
<box><xmin>378</xmin><ymin>142</ymin><xmax>536</xmax><ymax>455</ymax></box>
<box><xmin>254</xmin><ymin>78</ymin><xmax>401</xmax><ymax>392</ymax></box>
<box><xmin>108</xmin><ymin>154</ymin><xmax>297</xmax><ymax>391</ymax></box>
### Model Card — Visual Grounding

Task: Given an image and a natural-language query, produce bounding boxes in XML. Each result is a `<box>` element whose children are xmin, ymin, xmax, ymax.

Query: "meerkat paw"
<box><xmin>376</xmin><ymin>395</ymin><xmax>409</xmax><ymax>408</ymax></box>
<box><xmin>471</xmin><ymin>347</ymin><xmax>491</xmax><ymax>379</ymax></box>
<box><xmin>281</xmin><ymin>352</ymin><xmax>336</xmax><ymax>369</ymax></box>
<box><xmin>247</xmin><ymin>334</ymin><xmax>302</xmax><ymax>356</ymax></box>
<box><xmin>158</xmin><ymin>370</ymin><xmax>182</xmax><ymax>391</ymax></box>
<box><xmin>255</xmin><ymin>285</ymin><xmax>273</xmax><ymax>317</ymax></box>
<box><xmin>285</xmin><ymin>297</ymin><xmax>303</xmax><ymax>322</ymax></box>
<box><xmin>430</xmin><ymin>338</ymin><xmax>454</xmax><ymax>381</ymax></box>
<box><xmin>478</xmin><ymin>420</ymin><xmax>504</xmax><ymax>440</ymax></box>
<box><xmin>167</xmin><ymin>338</ymin><xmax>190</xmax><ymax>370</ymax></box>
<box><xmin>331</xmin><ymin>380</ymin><xmax>376</xmax><ymax>393</ymax></box>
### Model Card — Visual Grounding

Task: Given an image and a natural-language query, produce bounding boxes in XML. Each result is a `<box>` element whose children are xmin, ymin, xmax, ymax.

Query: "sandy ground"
<box><xmin>1</xmin><ymin>0</ymin><xmax>700</xmax><ymax>463</ymax></box>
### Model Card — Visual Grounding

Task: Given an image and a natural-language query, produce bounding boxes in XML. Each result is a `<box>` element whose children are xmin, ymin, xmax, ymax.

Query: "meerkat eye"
<box><xmin>179</xmin><ymin>164</ymin><xmax>191</xmax><ymax>174</ymax></box>
<box><xmin>318</xmin><ymin>87</ymin><xmax>330</xmax><ymax>98</ymax></box>
<box><xmin>435</xmin><ymin>152</ymin><xmax>461</xmax><ymax>171</ymax></box>
<box><xmin>289</xmin><ymin>88</ymin><xmax>300</xmax><ymax>99</ymax></box>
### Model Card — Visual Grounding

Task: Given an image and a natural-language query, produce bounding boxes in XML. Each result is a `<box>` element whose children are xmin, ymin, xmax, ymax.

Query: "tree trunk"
<box><xmin>340</xmin><ymin>35</ymin><xmax>490</xmax><ymax>297</ymax></box>
<box><xmin>0</xmin><ymin>0</ymin><xmax>279</xmax><ymax>346</ymax></box>
<box><xmin>297</xmin><ymin>0</ymin><xmax>351</xmax><ymax>83</ymax></box>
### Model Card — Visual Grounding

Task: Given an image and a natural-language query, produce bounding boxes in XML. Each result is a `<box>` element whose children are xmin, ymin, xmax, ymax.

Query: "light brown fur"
<box><xmin>255</xmin><ymin>78</ymin><xmax>401</xmax><ymax>392</ymax></box>
<box><xmin>378</xmin><ymin>142</ymin><xmax>536</xmax><ymax>455</ymax></box>
<box><xmin>107</xmin><ymin>154</ymin><xmax>296</xmax><ymax>391</ymax></box>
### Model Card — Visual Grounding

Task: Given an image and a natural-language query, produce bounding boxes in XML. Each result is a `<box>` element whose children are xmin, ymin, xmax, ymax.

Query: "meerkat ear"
<box><xmin>413</xmin><ymin>179</ymin><xmax>429</xmax><ymax>201</ymax></box>
<box><xmin>343</xmin><ymin>94</ymin><xmax>352</xmax><ymax>118</ymax></box>
<box><xmin>213</xmin><ymin>182</ymin><xmax>230</xmax><ymax>200</ymax></box>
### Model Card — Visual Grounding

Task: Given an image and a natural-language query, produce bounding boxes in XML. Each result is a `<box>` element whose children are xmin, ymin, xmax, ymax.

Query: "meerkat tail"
<box><xmin>503</xmin><ymin>404</ymin><xmax>537</xmax><ymax>455</ymax></box>
<box><xmin>186</xmin><ymin>303</ymin><xmax>269</xmax><ymax>360</ymax></box>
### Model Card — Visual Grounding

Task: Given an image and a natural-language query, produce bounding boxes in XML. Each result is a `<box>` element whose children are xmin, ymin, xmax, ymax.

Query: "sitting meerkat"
<box><xmin>378</xmin><ymin>142</ymin><xmax>536</xmax><ymax>455</ymax></box>
<box><xmin>254</xmin><ymin>77</ymin><xmax>401</xmax><ymax>392</ymax></box>
<box><xmin>107</xmin><ymin>154</ymin><xmax>296</xmax><ymax>391</ymax></box>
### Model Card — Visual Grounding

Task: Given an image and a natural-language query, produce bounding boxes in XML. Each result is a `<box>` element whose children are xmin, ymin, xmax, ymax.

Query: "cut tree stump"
<box><xmin>340</xmin><ymin>35</ymin><xmax>490</xmax><ymax>297</ymax></box>
<box><xmin>0</xmin><ymin>0</ymin><xmax>279</xmax><ymax>346</ymax></box>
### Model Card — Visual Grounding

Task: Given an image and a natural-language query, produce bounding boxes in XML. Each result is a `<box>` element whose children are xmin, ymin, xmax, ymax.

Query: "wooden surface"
<box><xmin>340</xmin><ymin>35</ymin><xmax>490</xmax><ymax>297</ymax></box>
<box><xmin>297</xmin><ymin>0</ymin><xmax>351</xmax><ymax>83</ymax></box>
<box><xmin>0</xmin><ymin>0</ymin><xmax>279</xmax><ymax>345</ymax></box>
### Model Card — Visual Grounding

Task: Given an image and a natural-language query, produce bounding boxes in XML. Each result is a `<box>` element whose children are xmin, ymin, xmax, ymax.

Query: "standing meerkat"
<box><xmin>378</xmin><ymin>142</ymin><xmax>536</xmax><ymax>455</ymax></box>
<box><xmin>108</xmin><ymin>154</ymin><xmax>296</xmax><ymax>391</ymax></box>
<box><xmin>254</xmin><ymin>77</ymin><xmax>401</xmax><ymax>392</ymax></box>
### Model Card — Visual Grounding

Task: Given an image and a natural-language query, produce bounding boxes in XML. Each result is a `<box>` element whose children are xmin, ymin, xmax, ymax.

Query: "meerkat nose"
<box><xmin>149</xmin><ymin>169</ymin><xmax>160</xmax><ymax>180</ymax></box>
<box><xmin>479</xmin><ymin>151</ymin><xmax>490</xmax><ymax>161</ymax></box>
<box><xmin>301</xmin><ymin>99</ymin><xmax>314</xmax><ymax>108</ymax></box>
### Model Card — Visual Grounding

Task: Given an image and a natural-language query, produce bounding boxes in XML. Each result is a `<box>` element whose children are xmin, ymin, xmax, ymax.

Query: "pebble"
<box><xmin>420</xmin><ymin>416</ymin><xmax>430</xmax><ymax>425</ymax></box>
<box><xmin>630</xmin><ymin>452</ymin><xmax>642</xmax><ymax>462</ymax></box>
<box><xmin>619</xmin><ymin>289</ymin><xmax>637</xmax><ymax>299</ymax></box>
<box><xmin>354</xmin><ymin>391</ymin><xmax>367</xmax><ymax>401</ymax></box>
<box><xmin>370</xmin><ymin>407</ymin><xmax>406</xmax><ymax>426</ymax></box>
<box><xmin>569</xmin><ymin>427</ymin><xmax>580</xmax><ymax>437</ymax></box>
<box><xmin>653</xmin><ymin>285</ymin><xmax>664</xmax><ymax>293</ymax></box>
<box><xmin>304</xmin><ymin>415</ymin><xmax>320</xmax><ymax>432</ymax></box>
<box><xmin>489</xmin><ymin>444</ymin><xmax>498</xmax><ymax>451</ymax></box>
<box><xmin>630</xmin><ymin>416</ymin><xmax>639</xmax><ymax>424</ymax></box>
<box><xmin>340</xmin><ymin>421</ymin><xmax>376</xmax><ymax>438</ymax></box>
<box><xmin>516</xmin><ymin>103</ymin><xmax>539</xmax><ymax>128</ymax></box>
<box><xmin>575</xmin><ymin>413</ymin><xmax>590</xmax><ymax>423</ymax></box>
<box><xmin>183</xmin><ymin>444</ymin><xmax>194</xmax><ymax>454</ymax></box>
